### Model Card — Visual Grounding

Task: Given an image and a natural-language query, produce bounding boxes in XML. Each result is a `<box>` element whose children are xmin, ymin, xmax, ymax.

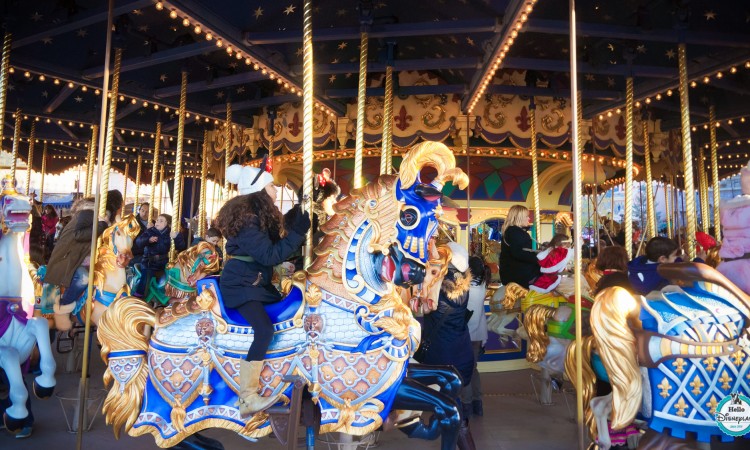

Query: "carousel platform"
<box><xmin>1</xmin><ymin>344</ymin><xmax>747</xmax><ymax>450</ymax></box>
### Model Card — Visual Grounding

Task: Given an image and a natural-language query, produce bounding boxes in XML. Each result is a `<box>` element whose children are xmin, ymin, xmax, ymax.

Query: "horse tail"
<box><xmin>501</xmin><ymin>282</ymin><xmax>528</xmax><ymax>310</ymax></box>
<box><xmin>97</xmin><ymin>297</ymin><xmax>154</xmax><ymax>439</ymax></box>
<box><xmin>565</xmin><ymin>335</ymin><xmax>598</xmax><ymax>441</ymax></box>
<box><xmin>591</xmin><ymin>287</ymin><xmax>642</xmax><ymax>430</ymax></box>
<box><xmin>524</xmin><ymin>304</ymin><xmax>556</xmax><ymax>363</ymax></box>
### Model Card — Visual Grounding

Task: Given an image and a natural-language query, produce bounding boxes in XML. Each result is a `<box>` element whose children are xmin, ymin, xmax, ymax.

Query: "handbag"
<box><xmin>413</xmin><ymin>306</ymin><xmax>452</xmax><ymax>363</ymax></box>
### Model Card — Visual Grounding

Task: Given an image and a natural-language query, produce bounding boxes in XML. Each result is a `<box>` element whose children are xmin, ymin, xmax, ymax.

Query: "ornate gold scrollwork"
<box><xmin>364</xmin><ymin>97</ymin><xmax>385</xmax><ymax>129</ymax></box>
<box><xmin>593</xmin><ymin>115</ymin><xmax>610</xmax><ymax>136</ymax></box>
<box><xmin>312</xmin><ymin>110</ymin><xmax>329</xmax><ymax>134</ymax></box>
<box><xmin>483</xmin><ymin>95</ymin><xmax>507</xmax><ymax>129</ymax></box>
<box><xmin>413</xmin><ymin>79</ymin><xmax>433</xmax><ymax>108</ymax></box>
<box><xmin>422</xmin><ymin>105</ymin><xmax>446</xmax><ymax>130</ymax></box>
<box><xmin>541</xmin><ymin>109</ymin><xmax>565</xmax><ymax>133</ymax></box>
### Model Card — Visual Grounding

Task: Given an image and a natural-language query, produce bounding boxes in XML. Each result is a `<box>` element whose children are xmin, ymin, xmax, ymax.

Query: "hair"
<box><xmin>596</xmin><ymin>245</ymin><xmax>629</xmax><ymax>272</ymax></box>
<box><xmin>468</xmin><ymin>256</ymin><xmax>487</xmax><ymax>285</ymax></box>
<box><xmin>501</xmin><ymin>205</ymin><xmax>530</xmax><ymax>234</ymax></box>
<box><xmin>206</xmin><ymin>227</ymin><xmax>222</xmax><ymax>239</ymax></box>
<box><xmin>105</xmin><ymin>190</ymin><xmax>124</xmax><ymax>222</ymax></box>
<box><xmin>645</xmin><ymin>236</ymin><xmax>678</xmax><ymax>262</ymax></box>
<box><xmin>140</xmin><ymin>202</ymin><xmax>150</xmax><ymax>208</ymax></box>
<box><xmin>158</xmin><ymin>213</ymin><xmax>172</xmax><ymax>228</ymax></box>
<box><xmin>214</xmin><ymin>190</ymin><xmax>284</xmax><ymax>240</ymax></box>
<box><xmin>44</xmin><ymin>204</ymin><xmax>58</xmax><ymax>217</ymax></box>
<box><xmin>548</xmin><ymin>233</ymin><xmax>568</xmax><ymax>248</ymax></box>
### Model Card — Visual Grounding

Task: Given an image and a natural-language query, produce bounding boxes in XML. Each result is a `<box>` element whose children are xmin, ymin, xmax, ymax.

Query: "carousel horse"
<box><xmin>569</xmin><ymin>263</ymin><xmax>750</xmax><ymax>449</ymax></box>
<box><xmin>39</xmin><ymin>214</ymin><xmax>141</xmax><ymax>332</ymax></box>
<box><xmin>97</xmin><ymin>141</ymin><xmax>470</xmax><ymax>449</ymax></box>
<box><xmin>0</xmin><ymin>176</ymin><xmax>56</xmax><ymax>432</ymax></box>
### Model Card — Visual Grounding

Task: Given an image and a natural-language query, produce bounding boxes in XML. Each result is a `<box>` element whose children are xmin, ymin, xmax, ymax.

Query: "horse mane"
<box><xmin>93</xmin><ymin>225</ymin><xmax>119</xmax><ymax>293</ymax></box>
<box><xmin>165</xmin><ymin>242</ymin><xmax>220</xmax><ymax>298</ymax></box>
<box><xmin>523</xmin><ymin>304</ymin><xmax>556</xmax><ymax>363</ymax></box>
<box><xmin>565</xmin><ymin>335</ymin><xmax>598</xmax><ymax>441</ymax></box>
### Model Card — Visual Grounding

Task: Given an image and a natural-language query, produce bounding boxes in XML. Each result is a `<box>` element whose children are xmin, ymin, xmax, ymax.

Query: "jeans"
<box><xmin>235</xmin><ymin>301</ymin><xmax>274</xmax><ymax>362</ymax></box>
<box><xmin>461</xmin><ymin>341</ymin><xmax>483</xmax><ymax>404</ymax></box>
<box><xmin>60</xmin><ymin>266</ymin><xmax>89</xmax><ymax>306</ymax></box>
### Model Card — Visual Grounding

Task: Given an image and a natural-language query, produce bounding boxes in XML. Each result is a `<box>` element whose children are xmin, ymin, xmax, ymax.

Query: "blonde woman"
<box><xmin>499</xmin><ymin>205</ymin><xmax>540</xmax><ymax>288</ymax></box>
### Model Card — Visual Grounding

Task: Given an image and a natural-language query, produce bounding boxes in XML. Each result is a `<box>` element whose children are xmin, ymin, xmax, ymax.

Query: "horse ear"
<box><xmin>414</xmin><ymin>183</ymin><xmax>443</xmax><ymax>202</ymax></box>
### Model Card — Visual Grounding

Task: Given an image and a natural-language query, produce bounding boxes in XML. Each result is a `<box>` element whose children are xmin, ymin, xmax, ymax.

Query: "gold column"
<box><xmin>223</xmin><ymin>102</ymin><xmax>232</xmax><ymax>200</ymax></box>
<box><xmin>85</xmin><ymin>126</ymin><xmax>97</xmax><ymax>196</ymax></box>
<box><xmin>665</xmin><ymin>182</ymin><xmax>672</xmax><ymax>238</ymax></box>
<box><xmin>698</xmin><ymin>148</ymin><xmax>709</xmax><ymax>231</ymax></box>
<box><xmin>678</xmin><ymin>43</ymin><xmax>697</xmax><ymax>259</ymax></box>
<box><xmin>98</xmin><ymin>47</ymin><xmax>122</xmax><ymax>219</ymax></box>
<box><xmin>39</xmin><ymin>142</ymin><xmax>48</xmax><ymax>201</ymax></box>
<box><xmin>354</xmin><ymin>28</ymin><xmax>368</xmax><ymax>189</ymax></box>
<box><xmin>0</xmin><ymin>34</ymin><xmax>10</xmax><ymax>154</ymax></box>
<box><xmin>149</xmin><ymin>123</ymin><xmax>162</xmax><ymax>222</ymax></box>
<box><xmin>122</xmin><ymin>160</ymin><xmax>129</xmax><ymax>204</ymax></box>
<box><xmin>643</xmin><ymin>123</ymin><xmax>657</xmax><ymax>238</ymax></box>
<box><xmin>170</xmin><ymin>71</ymin><xmax>187</xmax><ymax>261</ymax></box>
<box><xmin>302</xmin><ymin>0</ymin><xmax>315</xmax><ymax>266</ymax></box>
<box><xmin>624</xmin><ymin>78</ymin><xmax>634</xmax><ymax>259</ymax></box>
<box><xmin>709</xmin><ymin>105</ymin><xmax>720</xmax><ymax>236</ymax></box>
<box><xmin>25</xmin><ymin>121</ymin><xmax>36</xmax><ymax>196</ymax></box>
<box><xmin>380</xmin><ymin>65</ymin><xmax>394</xmax><ymax>175</ymax></box>
<box><xmin>198</xmin><ymin>130</ymin><xmax>209</xmax><ymax>237</ymax></box>
<box><xmin>10</xmin><ymin>108</ymin><xmax>21</xmax><ymax>183</ymax></box>
<box><xmin>530</xmin><ymin>101</ymin><xmax>541</xmax><ymax>244</ymax></box>
<box><xmin>134</xmin><ymin>154</ymin><xmax>142</xmax><ymax>207</ymax></box>
<box><xmin>158</xmin><ymin>166</ymin><xmax>165</xmax><ymax>213</ymax></box>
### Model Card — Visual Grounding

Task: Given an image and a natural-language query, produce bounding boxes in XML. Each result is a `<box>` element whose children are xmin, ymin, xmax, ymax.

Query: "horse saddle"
<box><xmin>196</xmin><ymin>276</ymin><xmax>303</xmax><ymax>327</ymax></box>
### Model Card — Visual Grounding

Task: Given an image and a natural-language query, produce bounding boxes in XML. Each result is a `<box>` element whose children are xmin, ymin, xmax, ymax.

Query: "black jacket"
<box><xmin>131</xmin><ymin>216</ymin><xmax>150</xmax><ymax>260</ymax></box>
<box><xmin>135</xmin><ymin>227</ymin><xmax>187</xmax><ymax>271</ymax></box>
<box><xmin>499</xmin><ymin>225</ymin><xmax>540</xmax><ymax>288</ymax></box>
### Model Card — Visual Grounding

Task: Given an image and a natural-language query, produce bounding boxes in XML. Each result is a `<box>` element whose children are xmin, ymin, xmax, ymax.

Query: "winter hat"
<box><xmin>226</xmin><ymin>155</ymin><xmax>274</xmax><ymax>195</ymax></box>
<box><xmin>695</xmin><ymin>231</ymin><xmax>716</xmax><ymax>252</ymax></box>
<box><xmin>446</xmin><ymin>241</ymin><xmax>469</xmax><ymax>272</ymax></box>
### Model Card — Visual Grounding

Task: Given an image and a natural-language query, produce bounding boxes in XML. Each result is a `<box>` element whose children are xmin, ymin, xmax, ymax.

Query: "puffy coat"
<box><xmin>499</xmin><ymin>225</ymin><xmax>540</xmax><ymax>288</ymax></box>
<box><xmin>135</xmin><ymin>226</ymin><xmax>187</xmax><ymax>271</ymax></box>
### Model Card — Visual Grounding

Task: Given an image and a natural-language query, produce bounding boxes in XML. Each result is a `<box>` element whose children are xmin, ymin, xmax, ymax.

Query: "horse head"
<box><xmin>93</xmin><ymin>215</ymin><xmax>141</xmax><ymax>293</ymax></box>
<box><xmin>170</xmin><ymin>241</ymin><xmax>220</xmax><ymax>289</ymax></box>
<box><xmin>0</xmin><ymin>175</ymin><xmax>32</xmax><ymax>234</ymax></box>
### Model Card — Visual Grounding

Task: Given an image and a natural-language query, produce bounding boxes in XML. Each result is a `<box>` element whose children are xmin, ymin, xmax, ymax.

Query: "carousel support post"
<box><xmin>158</xmin><ymin>166</ymin><xmax>165</xmax><ymax>213</ymax></box>
<box><xmin>465</xmin><ymin>114</ymin><xmax>472</xmax><ymax>251</ymax></box>
<box><xmin>98</xmin><ymin>47</ymin><xmax>123</xmax><ymax>202</ymax></box>
<box><xmin>134</xmin><ymin>154</ymin><xmax>142</xmax><ymax>208</ymax></box>
<box><xmin>25</xmin><ymin>121</ymin><xmax>36</xmax><ymax>196</ymax></box>
<box><xmin>224</xmin><ymin>102</ymin><xmax>232</xmax><ymax>201</ymax></box>
<box><xmin>198</xmin><ymin>129</ymin><xmax>209</xmax><ymax>237</ymax></box>
<box><xmin>698</xmin><ymin>148</ymin><xmax>709</xmax><ymax>231</ymax></box>
<box><xmin>302</xmin><ymin>0</ymin><xmax>315</xmax><ymax>266</ymax></box>
<box><xmin>0</xmin><ymin>33</ymin><xmax>10</xmax><ymax>155</ymax></box>
<box><xmin>568</xmin><ymin>1</ymin><xmax>586</xmax><ymax>448</ymax></box>
<box><xmin>85</xmin><ymin>126</ymin><xmax>97</xmax><ymax>197</ymax></box>
<box><xmin>170</xmin><ymin>71</ymin><xmax>187</xmax><ymax>261</ymax></box>
<box><xmin>10</xmin><ymin>108</ymin><xmax>21</xmax><ymax>184</ymax></box>
<box><xmin>709</xmin><ymin>105</ymin><xmax>721</xmax><ymax>237</ymax></box>
<box><xmin>624</xmin><ymin>77</ymin><xmax>634</xmax><ymax>259</ymax></box>
<box><xmin>76</xmin><ymin>2</ymin><xmax>115</xmax><ymax>447</ymax></box>
<box><xmin>677</xmin><ymin>43</ymin><xmax>697</xmax><ymax>259</ymax></box>
<box><xmin>39</xmin><ymin>142</ymin><xmax>48</xmax><ymax>202</ymax></box>
<box><xmin>530</xmin><ymin>99</ymin><xmax>541</xmax><ymax>244</ymax></box>
<box><xmin>665</xmin><ymin>181</ymin><xmax>673</xmax><ymax>238</ymax></box>
<box><xmin>354</xmin><ymin>6</ymin><xmax>371</xmax><ymax>189</ymax></box>
<box><xmin>149</xmin><ymin>123</ymin><xmax>162</xmax><ymax>222</ymax></box>
<box><xmin>122</xmin><ymin>159</ymin><xmax>129</xmax><ymax>205</ymax></box>
<box><xmin>643</xmin><ymin>119</ymin><xmax>657</xmax><ymax>239</ymax></box>
<box><xmin>380</xmin><ymin>43</ymin><xmax>395</xmax><ymax>175</ymax></box>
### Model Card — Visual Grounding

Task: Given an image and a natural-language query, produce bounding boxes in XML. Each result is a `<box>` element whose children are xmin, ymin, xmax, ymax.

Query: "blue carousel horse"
<box><xmin>571</xmin><ymin>263</ymin><xmax>750</xmax><ymax>449</ymax></box>
<box><xmin>0</xmin><ymin>175</ymin><xmax>56</xmax><ymax>432</ymax></box>
<box><xmin>97</xmin><ymin>141</ymin><xmax>469</xmax><ymax>449</ymax></box>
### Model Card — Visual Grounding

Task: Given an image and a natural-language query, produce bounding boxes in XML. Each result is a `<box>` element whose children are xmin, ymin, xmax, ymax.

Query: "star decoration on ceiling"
<box><xmin>138</xmin><ymin>110</ymin><xmax>146</xmax><ymax>116</ymax></box>
<box><xmin>704</xmin><ymin>10</ymin><xmax>717</xmax><ymax>20</ymax></box>
<box><xmin>229</xmin><ymin>62</ymin><xmax>238</xmax><ymax>68</ymax></box>
<box><xmin>254</xmin><ymin>6</ymin><xmax>264</xmax><ymax>19</ymax></box>
<box><xmin>30</xmin><ymin>12</ymin><xmax>43</xmax><ymax>22</ymax></box>
<box><xmin>216</xmin><ymin>91</ymin><xmax>225</xmax><ymax>99</ymax></box>
<box><xmin>74</xmin><ymin>96</ymin><xmax>83</xmax><ymax>103</ymax></box>
<box><xmin>607</xmin><ymin>77</ymin><xmax>615</xmax><ymax>87</ymax></box>
<box><xmin>76</xmin><ymin>28</ymin><xmax>88</xmax><ymax>38</ymax></box>
<box><xmin>375</xmin><ymin>1</ymin><xmax>387</xmax><ymax>8</ymax></box>
<box><xmin>41</xmin><ymin>90</ymin><xmax>48</xmax><ymax>98</ymax></box>
<box><xmin>345</xmin><ymin>73</ymin><xmax>353</xmax><ymax>78</ymax></box>
<box><xmin>160</xmin><ymin>74</ymin><xmax>168</xmax><ymax>82</ymax></box>
<box><xmin>329</xmin><ymin>74</ymin><xmax>337</xmax><ymax>84</ymax></box>
<box><xmin>296</xmin><ymin>47</ymin><xmax>303</xmax><ymax>57</ymax></box>
<box><xmin>585</xmin><ymin>74</ymin><xmax>595</xmax><ymax>81</ymax></box>
<box><xmin>336</xmin><ymin>9</ymin><xmax>347</xmax><ymax>17</ymax></box>
<box><xmin>449</xmin><ymin>36</ymin><xmax>458</xmax><ymax>44</ymax></box>
<box><xmin>665</xmin><ymin>49</ymin><xmax>676</xmax><ymax>59</ymax></box>
<box><xmin>236</xmin><ymin>86</ymin><xmax>245</xmax><ymax>94</ymax></box>
<box><xmin>42</xmin><ymin>37</ymin><xmax>53</xmax><ymax>45</ymax></box>
<box><xmin>607</xmin><ymin>43</ymin><xmax>615</xmax><ymax>52</ymax></box>
<box><xmin>284</xmin><ymin>5</ymin><xmax>296</xmax><ymax>15</ymax></box>
<box><xmin>138</xmin><ymin>25</ymin><xmax>149</xmax><ymax>32</ymax></box>
<box><xmin>338</xmin><ymin>41</ymin><xmax>348</xmax><ymax>50</ymax></box>
<box><xmin>636</xmin><ymin>44</ymin><xmax>646</xmax><ymax>54</ymax></box>
<box><xmin>331</xmin><ymin>58</ymin><xmax>339</xmax><ymax>64</ymax></box>
<box><xmin>132</xmin><ymin>9</ymin><xmax>143</xmax><ymax>15</ymax></box>
<box><xmin>8</xmin><ymin>84</ymin><xmax>14</xmax><ymax>91</ymax></box>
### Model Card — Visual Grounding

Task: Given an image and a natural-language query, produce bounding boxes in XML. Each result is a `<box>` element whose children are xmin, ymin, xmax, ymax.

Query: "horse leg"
<box><xmin>590</xmin><ymin>393</ymin><xmax>613</xmax><ymax>450</ymax></box>
<box><xmin>538</xmin><ymin>367</ymin><xmax>553</xmax><ymax>405</ymax></box>
<box><xmin>406</xmin><ymin>364</ymin><xmax>463</xmax><ymax>398</ymax></box>
<box><xmin>392</xmin><ymin>378</ymin><xmax>461</xmax><ymax>450</ymax></box>
<box><xmin>27</xmin><ymin>318</ymin><xmax>56</xmax><ymax>397</ymax></box>
<box><xmin>0</xmin><ymin>346</ymin><xmax>29</xmax><ymax>431</ymax></box>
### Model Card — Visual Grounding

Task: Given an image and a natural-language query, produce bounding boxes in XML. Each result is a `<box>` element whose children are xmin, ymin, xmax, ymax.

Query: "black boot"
<box><xmin>461</xmin><ymin>401</ymin><xmax>472</xmax><ymax>420</ymax></box>
<box><xmin>472</xmin><ymin>399</ymin><xmax>483</xmax><ymax>416</ymax></box>
<box><xmin>457</xmin><ymin>419</ymin><xmax>477</xmax><ymax>450</ymax></box>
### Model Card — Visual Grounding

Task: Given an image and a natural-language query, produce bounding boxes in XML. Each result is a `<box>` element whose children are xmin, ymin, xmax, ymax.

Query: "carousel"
<box><xmin>0</xmin><ymin>1</ymin><xmax>749</xmax><ymax>449</ymax></box>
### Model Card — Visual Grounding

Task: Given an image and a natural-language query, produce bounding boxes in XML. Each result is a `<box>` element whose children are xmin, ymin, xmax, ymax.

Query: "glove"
<box><xmin>290</xmin><ymin>210</ymin><xmax>311</xmax><ymax>236</ymax></box>
<box><xmin>284</xmin><ymin>204</ymin><xmax>301</xmax><ymax>225</ymax></box>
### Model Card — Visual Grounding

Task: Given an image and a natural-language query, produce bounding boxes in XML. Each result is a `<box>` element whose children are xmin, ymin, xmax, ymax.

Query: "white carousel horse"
<box><xmin>96</xmin><ymin>141</ymin><xmax>470</xmax><ymax>449</ymax></box>
<box><xmin>0</xmin><ymin>176</ymin><xmax>56</xmax><ymax>432</ymax></box>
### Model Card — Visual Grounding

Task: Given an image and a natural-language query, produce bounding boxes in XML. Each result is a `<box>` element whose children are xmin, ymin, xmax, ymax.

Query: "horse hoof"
<box><xmin>3</xmin><ymin>413</ymin><xmax>26</xmax><ymax>434</ymax></box>
<box><xmin>33</xmin><ymin>380</ymin><xmax>54</xmax><ymax>399</ymax></box>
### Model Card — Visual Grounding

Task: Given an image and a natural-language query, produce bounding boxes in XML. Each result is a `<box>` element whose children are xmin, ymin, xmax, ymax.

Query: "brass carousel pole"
<box><xmin>10</xmin><ymin>109</ymin><xmax>21</xmax><ymax>183</ymax></box>
<box><xmin>198</xmin><ymin>130</ymin><xmax>209</xmax><ymax>237</ymax></box>
<box><xmin>354</xmin><ymin>15</ymin><xmax>369</xmax><ymax>189</ymax></box>
<box><xmin>302</xmin><ymin>0</ymin><xmax>315</xmax><ymax>266</ymax></box>
<box><xmin>569</xmin><ymin>2</ymin><xmax>585</xmax><ymax>447</ymax></box>
<box><xmin>149</xmin><ymin>123</ymin><xmax>162</xmax><ymax>222</ymax></box>
<box><xmin>380</xmin><ymin>44</ymin><xmax>395</xmax><ymax>175</ymax></box>
<box><xmin>643</xmin><ymin>120</ymin><xmax>657</xmax><ymax>239</ymax></box>
<box><xmin>25</xmin><ymin>121</ymin><xmax>36</xmax><ymax>196</ymax></box>
<box><xmin>158</xmin><ymin>166</ymin><xmax>165</xmax><ymax>213</ymax></box>
<box><xmin>677</xmin><ymin>43</ymin><xmax>697</xmax><ymax>259</ymax></box>
<box><xmin>665</xmin><ymin>181</ymin><xmax>673</xmax><ymax>238</ymax></box>
<box><xmin>85</xmin><ymin>126</ymin><xmax>97</xmax><ymax>197</ymax></box>
<box><xmin>224</xmin><ymin>102</ymin><xmax>232</xmax><ymax>201</ymax></box>
<box><xmin>698</xmin><ymin>148</ymin><xmax>709</xmax><ymax>231</ymax></box>
<box><xmin>39</xmin><ymin>142</ymin><xmax>48</xmax><ymax>202</ymax></box>
<box><xmin>134</xmin><ymin>154</ymin><xmax>142</xmax><ymax>208</ymax></box>
<box><xmin>170</xmin><ymin>71</ymin><xmax>187</xmax><ymax>261</ymax></box>
<box><xmin>0</xmin><ymin>33</ymin><xmax>10</xmax><ymax>156</ymax></box>
<box><xmin>530</xmin><ymin>99</ymin><xmax>542</xmax><ymax>244</ymax></box>
<box><xmin>76</xmin><ymin>2</ymin><xmax>115</xmax><ymax>447</ymax></box>
<box><xmin>624</xmin><ymin>77</ymin><xmax>634</xmax><ymax>259</ymax></box>
<box><xmin>122</xmin><ymin>159</ymin><xmax>129</xmax><ymax>206</ymax></box>
<box><xmin>709</xmin><ymin>106</ymin><xmax>721</xmax><ymax>236</ymax></box>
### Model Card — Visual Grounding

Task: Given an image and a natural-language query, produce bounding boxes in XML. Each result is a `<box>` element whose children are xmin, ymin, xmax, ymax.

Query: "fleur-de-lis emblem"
<box><xmin>702</xmin><ymin>356</ymin><xmax>718</xmax><ymax>373</ymax></box>
<box><xmin>672</xmin><ymin>358</ymin><xmax>687</xmax><ymax>375</ymax></box>
<box><xmin>674</xmin><ymin>397</ymin><xmax>689</xmax><ymax>417</ymax></box>
<box><xmin>706</xmin><ymin>395</ymin><xmax>719</xmax><ymax>415</ymax></box>
<box><xmin>719</xmin><ymin>370</ymin><xmax>733</xmax><ymax>391</ymax></box>
<box><xmin>658</xmin><ymin>378</ymin><xmax>672</xmax><ymax>398</ymax></box>
<box><xmin>690</xmin><ymin>375</ymin><xmax>704</xmax><ymax>396</ymax></box>
<box><xmin>731</xmin><ymin>350</ymin><xmax>745</xmax><ymax>366</ymax></box>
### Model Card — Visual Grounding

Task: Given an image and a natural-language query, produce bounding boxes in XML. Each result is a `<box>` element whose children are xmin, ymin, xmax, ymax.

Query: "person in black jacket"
<box><xmin>130</xmin><ymin>202</ymin><xmax>151</xmax><ymax>267</ymax></box>
<box><xmin>134</xmin><ymin>213</ymin><xmax>187</xmax><ymax>298</ymax></box>
<box><xmin>214</xmin><ymin>165</ymin><xmax>310</xmax><ymax>417</ymax></box>
<box><xmin>499</xmin><ymin>205</ymin><xmax>540</xmax><ymax>288</ymax></box>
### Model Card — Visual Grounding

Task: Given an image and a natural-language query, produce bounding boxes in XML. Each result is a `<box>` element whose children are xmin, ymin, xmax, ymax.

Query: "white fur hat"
<box><xmin>226</xmin><ymin>161</ymin><xmax>274</xmax><ymax>196</ymax></box>
<box><xmin>447</xmin><ymin>241</ymin><xmax>469</xmax><ymax>272</ymax></box>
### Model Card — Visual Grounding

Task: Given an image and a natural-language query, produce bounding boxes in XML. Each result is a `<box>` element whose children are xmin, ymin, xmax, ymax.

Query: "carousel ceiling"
<box><xmin>0</xmin><ymin>0</ymin><xmax>749</xmax><ymax>182</ymax></box>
